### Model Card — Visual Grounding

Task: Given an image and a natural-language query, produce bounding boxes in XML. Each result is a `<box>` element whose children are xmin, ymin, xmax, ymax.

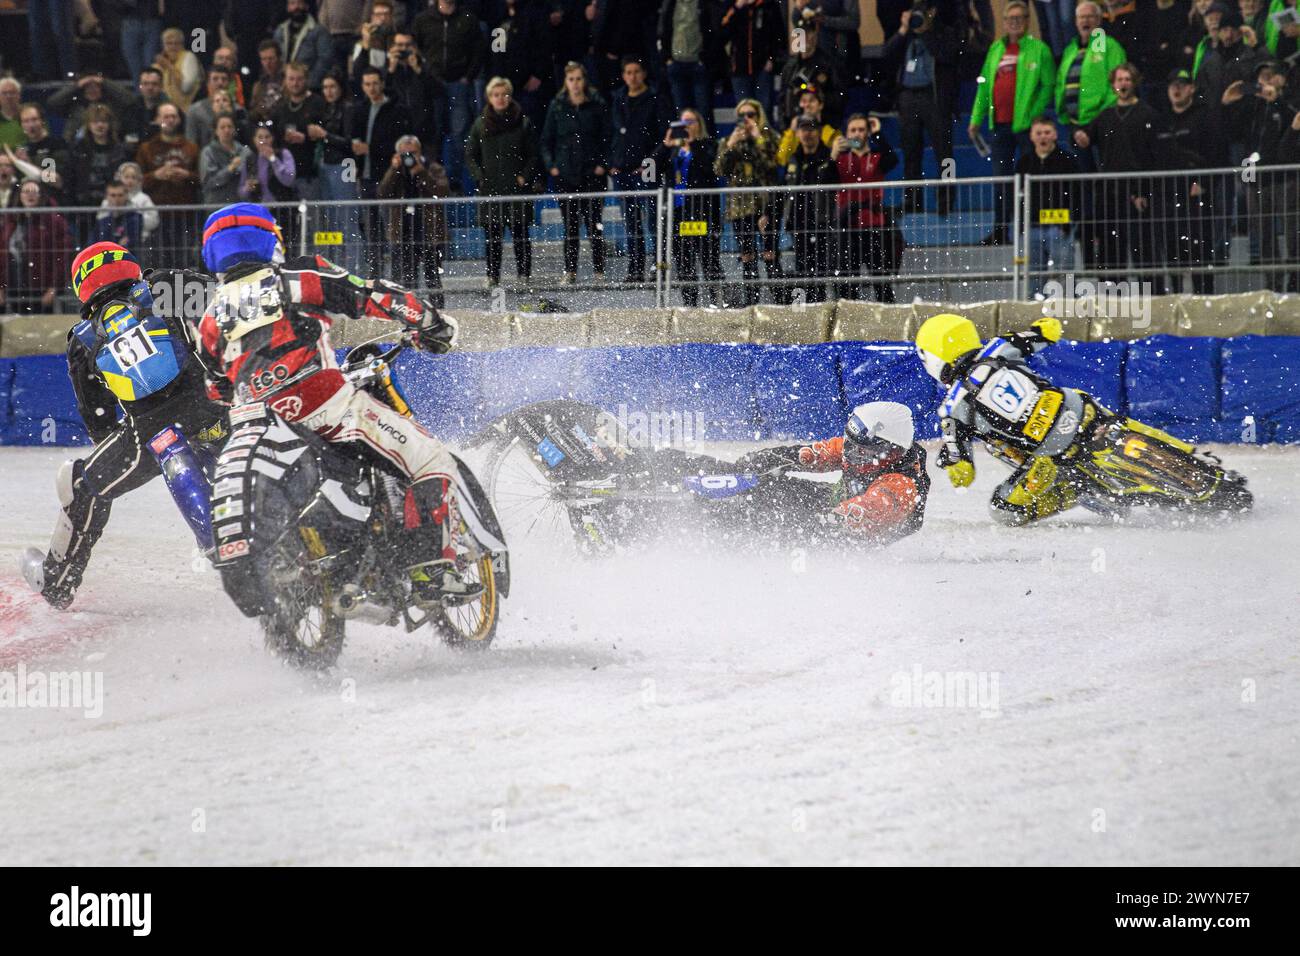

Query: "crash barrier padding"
<box><xmin>8</xmin><ymin>292</ymin><xmax>1300</xmax><ymax>358</ymax></box>
<box><xmin>1220</xmin><ymin>336</ymin><xmax>1300</xmax><ymax>444</ymax></box>
<box><xmin>3</xmin><ymin>354</ymin><xmax>91</xmax><ymax>446</ymax></box>
<box><xmin>6</xmin><ymin>335</ymin><xmax>1300</xmax><ymax>447</ymax></box>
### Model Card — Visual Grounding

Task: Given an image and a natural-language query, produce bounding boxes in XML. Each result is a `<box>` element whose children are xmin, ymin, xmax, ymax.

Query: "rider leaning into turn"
<box><xmin>31</xmin><ymin>243</ymin><xmax>226</xmax><ymax>610</ymax></box>
<box><xmin>736</xmin><ymin>401</ymin><xmax>930</xmax><ymax>544</ymax></box>
<box><xmin>197</xmin><ymin>202</ymin><xmax>477</xmax><ymax>605</ymax></box>
<box><xmin>916</xmin><ymin>312</ymin><xmax>1137</xmax><ymax>525</ymax></box>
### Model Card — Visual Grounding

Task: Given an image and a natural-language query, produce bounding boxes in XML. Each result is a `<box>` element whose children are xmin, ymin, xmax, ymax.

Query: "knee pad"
<box><xmin>56</xmin><ymin>459</ymin><xmax>80</xmax><ymax>507</ymax></box>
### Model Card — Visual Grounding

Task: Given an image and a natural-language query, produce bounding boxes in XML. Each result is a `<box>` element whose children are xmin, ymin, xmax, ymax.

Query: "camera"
<box><xmin>401</xmin><ymin>153</ymin><xmax>417</xmax><ymax>169</ymax></box>
<box><xmin>907</xmin><ymin>0</ymin><xmax>934</xmax><ymax>31</ymax></box>
<box><xmin>800</xmin><ymin>5</ymin><xmax>820</xmax><ymax>21</ymax></box>
<box><xmin>397</xmin><ymin>48</ymin><xmax>412</xmax><ymax>60</ymax></box>
<box><xmin>668</xmin><ymin>120</ymin><xmax>689</xmax><ymax>142</ymax></box>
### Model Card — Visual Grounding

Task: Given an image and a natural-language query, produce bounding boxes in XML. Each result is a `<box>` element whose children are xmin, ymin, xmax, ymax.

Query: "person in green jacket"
<box><xmin>1054</xmin><ymin>1</ymin><xmax>1127</xmax><ymax>171</ymax></box>
<box><xmin>1264</xmin><ymin>0</ymin><xmax>1300</xmax><ymax>58</ymax></box>
<box><xmin>968</xmin><ymin>1</ymin><xmax>1056</xmax><ymax>244</ymax></box>
<box><xmin>466</xmin><ymin>77</ymin><xmax>542</xmax><ymax>288</ymax></box>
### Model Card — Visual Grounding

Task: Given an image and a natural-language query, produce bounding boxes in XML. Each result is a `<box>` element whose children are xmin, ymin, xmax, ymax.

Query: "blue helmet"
<box><xmin>201</xmin><ymin>203</ymin><xmax>285</xmax><ymax>274</ymax></box>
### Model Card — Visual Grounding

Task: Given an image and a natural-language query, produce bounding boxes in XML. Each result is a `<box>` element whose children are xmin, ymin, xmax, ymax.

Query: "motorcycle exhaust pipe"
<box><xmin>329</xmin><ymin>584</ymin><xmax>396</xmax><ymax>625</ymax></box>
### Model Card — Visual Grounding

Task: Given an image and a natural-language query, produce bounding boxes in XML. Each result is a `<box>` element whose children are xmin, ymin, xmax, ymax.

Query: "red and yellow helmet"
<box><xmin>70</xmin><ymin>242</ymin><xmax>143</xmax><ymax>304</ymax></box>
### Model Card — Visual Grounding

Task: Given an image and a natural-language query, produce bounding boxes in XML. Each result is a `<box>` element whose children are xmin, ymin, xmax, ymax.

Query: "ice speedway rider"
<box><xmin>914</xmin><ymin>312</ymin><xmax>1247</xmax><ymax>524</ymax></box>
<box><xmin>732</xmin><ymin>401</ymin><xmax>930</xmax><ymax>543</ymax></box>
<box><xmin>196</xmin><ymin>202</ymin><xmax>481</xmax><ymax>605</ymax></box>
<box><xmin>26</xmin><ymin>242</ymin><xmax>227</xmax><ymax>609</ymax></box>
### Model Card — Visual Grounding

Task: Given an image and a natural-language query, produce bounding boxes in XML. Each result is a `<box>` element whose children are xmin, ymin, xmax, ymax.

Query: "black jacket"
<box><xmin>653</xmin><ymin>136</ymin><xmax>722</xmax><ymax>224</ymax></box>
<box><xmin>881</xmin><ymin>12</ymin><xmax>966</xmax><ymax>110</ymax></box>
<box><xmin>540</xmin><ymin>89</ymin><xmax>613</xmax><ymax>189</ymax></box>
<box><xmin>1015</xmin><ymin>146</ymin><xmax>1081</xmax><ymax>224</ymax></box>
<box><xmin>1082</xmin><ymin>100</ymin><xmax>1165</xmax><ymax>173</ymax></box>
<box><xmin>1226</xmin><ymin>94</ymin><xmax>1300</xmax><ymax>167</ymax></box>
<box><xmin>610</xmin><ymin>86</ymin><xmax>676</xmax><ymax>174</ymax></box>
<box><xmin>783</xmin><ymin>142</ymin><xmax>838</xmax><ymax>230</ymax></box>
<box><xmin>348</xmin><ymin>98</ymin><xmax>415</xmax><ymax>183</ymax></box>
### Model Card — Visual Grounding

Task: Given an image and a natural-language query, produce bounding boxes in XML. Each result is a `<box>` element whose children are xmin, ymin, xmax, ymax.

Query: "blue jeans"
<box><xmin>1028</xmin><ymin>225</ymin><xmax>1074</xmax><ymax>295</ymax></box>
<box><xmin>29</xmin><ymin>0</ymin><xmax>78</xmax><ymax>79</ymax></box>
<box><xmin>440</xmin><ymin>80</ymin><xmax>478</xmax><ymax>192</ymax></box>
<box><xmin>613</xmin><ymin>171</ymin><xmax>656</xmax><ymax>278</ymax></box>
<box><xmin>730</xmin><ymin>73</ymin><xmax>774</xmax><ymax>118</ymax></box>
<box><xmin>667</xmin><ymin>60</ymin><xmax>710</xmax><ymax>113</ymax></box>
<box><xmin>1034</xmin><ymin>1</ymin><xmax>1075</xmax><ymax>58</ymax></box>
<box><xmin>990</xmin><ymin>124</ymin><xmax>1028</xmax><ymax>230</ymax></box>
<box><xmin>319</xmin><ymin>162</ymin><xmax>361</xmax><ymax>271</ymax></box>
<box><xmin>121</xmin><ymin>17</ymin><xmax>162</xmax><ymax>84</ymax></box>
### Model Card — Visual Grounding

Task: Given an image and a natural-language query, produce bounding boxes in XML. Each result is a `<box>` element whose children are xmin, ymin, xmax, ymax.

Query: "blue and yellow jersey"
<box><xmin>73</xmin><ymin>299</ymin><xmax>186</xmax><ymax>404</ymax></box>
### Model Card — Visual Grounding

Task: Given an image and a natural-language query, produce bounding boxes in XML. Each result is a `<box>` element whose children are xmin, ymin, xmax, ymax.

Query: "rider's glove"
<box><xmin>415</xmin><ymin>309</ymin><xmax>457</xmax><ymax>354</ymax></box>
<box><xmin>946</xmin><ymin>460</ymin><xmax>975</xmax><ymax>488</ymax></box>
<box><xmin>1031</xmin><ymin>317</ymin><xmax>1063</xmax><ymax>343</ymax></box>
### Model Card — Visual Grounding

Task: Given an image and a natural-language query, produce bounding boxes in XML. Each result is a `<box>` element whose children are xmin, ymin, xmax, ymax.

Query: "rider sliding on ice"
<box><xmin>197</xmin><ymin>202</ymin><xmax>479</xmax><ymax>605</ymax></box>
<box><xmin>735</xmin><ymin>401</ymin><xmax>930</xmax><ymax>544</ymax></box>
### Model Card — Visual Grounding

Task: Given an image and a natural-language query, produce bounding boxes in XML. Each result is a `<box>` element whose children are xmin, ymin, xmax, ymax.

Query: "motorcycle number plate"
<box><xmin>1022</xmin><ymin>391</ymin><xmax>1063</xmax><ymax>442</ymax></box>
<box><xmin>978</xmin><ymin>367</ymin><xmax>1039</xmax><ymax>422</ymax></box>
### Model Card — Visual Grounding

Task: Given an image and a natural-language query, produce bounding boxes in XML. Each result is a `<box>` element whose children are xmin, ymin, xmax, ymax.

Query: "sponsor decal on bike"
<box><xmin>536</xmin><ymin>437</ymin><xmax>566</xmax><ymax>467</ymax></box>
<box><xmin>148</xmin><ymin>428</ymin><xmax>178</xmax><ymax>454</ymax></box>
<box><xmin>229</xmin><ymin>403</ymin><xmax>267</xmax><ymax>426</ymax></box>
<box><xmin>217</xmin><ymin>539</ymin><xmax>249</xmax><ymax>560</ymax></box>
<box><xmin>216</xmin><ymin>521</ymin><xmax>244</xmax><ymax>539</ymax></box>
<box><xmin>1022</xmin><ymin>391</ymin><xmax>1063</xmax><ymax>442</ymax></box>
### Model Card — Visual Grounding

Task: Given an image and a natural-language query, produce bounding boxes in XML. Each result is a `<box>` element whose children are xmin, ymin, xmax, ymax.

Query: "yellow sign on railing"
<box><xmin>678</xmin><ymin>221</ymin><xmax>708</xmax><ymax>236</ymax></box>
<box><xmin>1038</xmin><ymin>209</ymin><xmax>1070</xmax><ymax>225</ymax></box>
<box><xmin>314</xmin><ymin>231</ymin><xmax>343</xmax><ymax>246</ymax></box>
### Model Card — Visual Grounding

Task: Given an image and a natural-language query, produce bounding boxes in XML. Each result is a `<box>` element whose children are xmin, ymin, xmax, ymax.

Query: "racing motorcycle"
<box><xmin>984</xmin><ymin>415</ymin><xmax>1253</xmax><ymax>519</ymax></box>
<box><xmin>210</xmin><ymin>335</ymin><xmax>510</xmax><ymax>668</ymax></box>
<box><xmin>469</xmin><ymin>399</ymin><xmax>849</xmax><ymax>555</ymax></box>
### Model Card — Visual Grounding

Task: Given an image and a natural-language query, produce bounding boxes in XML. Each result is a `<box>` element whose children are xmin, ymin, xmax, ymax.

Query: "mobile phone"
<box><xmin>847</xmin><ymin>138</ymin><xmax>863</xmax><ymax>150</ymax></box>
<box><xmin>669</xmin><ymin>121</ymin><xmax>689</xmax><ymax>141</ymax></box>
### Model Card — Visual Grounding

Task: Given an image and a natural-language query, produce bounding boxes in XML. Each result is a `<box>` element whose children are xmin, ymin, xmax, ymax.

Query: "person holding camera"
<box><xmin>1222</xmin><ymin>61</ymin><xmax>1300</xmax><ymax>291</ymax></box>
<box><xmin>654</xmin><ymin>107</ymin><xmax>723</xmax><ymax>306</ymax></box>
<box><xmin>968</xmin><ymin>1</ymin><xmax>1056</xmax><ymax>245</ymax></box>
<box><xmin>715</xmin><ymin>97</ymin><xmax>781</xmax><ymax>305</ymax></box>
<box><xmin>379</xmin><ymin>135</ymin><xmax>450</xmax><ymax>307</ymax></box>
<box><xmin>352</xmin><ymin>1</ymin><xmax>398</xmax><ymax>77</ymax></box>
<box><xmin>467</xmin><ymin>76</ymin><xmax>542</xmax><ymax>289</ymax></box>
<box><xmin>776</xmin><ymin>85</ymin><xmax>840</xmax><ymax>164</ymax></box>
<box><xmin>542</xmin><ymin>61</ymin><xmax>612</xmax><ymax>284</ymax></box>
<box><xmin>354</xmin><ymin>32</ymin><xmax>442</xmax><ymax>150</ymax></box>
<box><xmin>832</xmin><ymin>113</ymin><xmax>901</xmax><ymax>303</ymax></box>
<box><xmin>882</xmin><ymin>0</ymin><xmax>965</xmax><ymax>216</ymax></box>
<box><xmin>784</xmin><ymin>114</ymin><xmax>838</xmax><ymax>302</ymax></box>
<box><xmin>779</xmin><ymin>18</ymin><xmax>847</xmax><ymax>128</ymax></box>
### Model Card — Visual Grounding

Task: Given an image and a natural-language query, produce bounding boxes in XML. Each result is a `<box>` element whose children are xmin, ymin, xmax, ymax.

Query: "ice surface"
<box><xmin>0</xmin><ymin>443</ymin><xmax>1296</xmax><ymax>865</ymax></box>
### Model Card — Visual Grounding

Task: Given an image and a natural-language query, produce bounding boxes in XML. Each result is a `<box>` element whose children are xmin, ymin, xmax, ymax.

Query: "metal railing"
<box><xmin>2</xmin><ymin>164</ymin><xmax>1298</xmax><ymax>315</ymax></box>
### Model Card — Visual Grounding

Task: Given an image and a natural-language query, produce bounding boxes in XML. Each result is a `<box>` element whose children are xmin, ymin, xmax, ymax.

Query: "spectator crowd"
<box><xmin>0</xmin><ymin>0</ymin><xmax>1299</xmax><ymax>311</ymax></box>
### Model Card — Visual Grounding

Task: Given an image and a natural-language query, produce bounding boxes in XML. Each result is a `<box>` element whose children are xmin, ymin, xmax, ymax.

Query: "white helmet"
<box><xmin>846</xmin><ymin>401</ymin><xmax>915</xmax><ymax>451</ymax></box>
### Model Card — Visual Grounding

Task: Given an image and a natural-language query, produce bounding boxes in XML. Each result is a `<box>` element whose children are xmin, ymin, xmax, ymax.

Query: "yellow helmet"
<box><xmin>915</xmin><ymin>313</ymin><xmax>982</xmax><ymax>381</ymax></box>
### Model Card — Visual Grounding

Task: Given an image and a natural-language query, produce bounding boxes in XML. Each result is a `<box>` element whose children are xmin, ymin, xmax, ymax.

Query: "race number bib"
<box><xmin>977</xmin><ymin>367</ymin><xmax>1039</xmax><ymax>422</ymax></box>
<box><xmin>107</xmin><ymin>325</ymin><xmax>158</xmax><ymax>369</ymax></box>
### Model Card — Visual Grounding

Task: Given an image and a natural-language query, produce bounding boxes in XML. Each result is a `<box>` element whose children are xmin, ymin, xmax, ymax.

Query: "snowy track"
<box><xmin>1</xmin><ymin>443</ymin><xmax>1297</xmax><ymax>865</ymax></box>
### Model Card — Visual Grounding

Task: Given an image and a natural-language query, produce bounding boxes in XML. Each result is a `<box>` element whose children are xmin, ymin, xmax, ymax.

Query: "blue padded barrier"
<box><xmin>751</xmin><ymin>343</ymin><xmax>847</xmax><ymax>441</ymax></box>
<box><xmin>1220</xmin><ymin>336</ymin><xmax>1300</xmax><ymax>445</ymax></box>
<box><xmin>4</xmin><ymin>355</ymin><xmax>90</xmax><ymax>446</ymax></box>
<box><xmin>1124</xmin><ymin>335</ymin><xmax>1222</xmax><ymax>437</ymax></box>
<box><xmin>839</xmin><ymin>342</ymin><xmax>945</xmax><ymax>439</ymax></box>
<box><xmin>1028</xmin><ymin>339</ymin><xmax>1127</xmax><ymax>414</ymax></box>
